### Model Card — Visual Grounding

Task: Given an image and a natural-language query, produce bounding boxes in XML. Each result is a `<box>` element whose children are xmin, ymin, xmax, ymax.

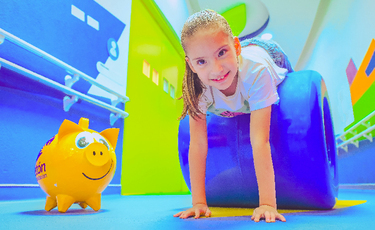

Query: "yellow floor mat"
<box><xmin>207</xmin><ymin>200</ymin><xmax>367</xmax><ymax>218</ymax></box>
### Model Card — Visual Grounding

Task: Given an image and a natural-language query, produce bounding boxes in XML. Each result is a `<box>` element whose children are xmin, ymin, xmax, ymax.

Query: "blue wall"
<box><xmin>338</xmin><ymin>139</ymin><xmax>375</xmax><ymax>184</ymax></box>
<box><xmin>0</xmin><ymin>0</ymin><xmax>128</xmax><ymax>200</ymax></box>
<box><xmin>0</xmin><ymin>83</ymin><xmax>124</xmax><ymax>200</ymax></box>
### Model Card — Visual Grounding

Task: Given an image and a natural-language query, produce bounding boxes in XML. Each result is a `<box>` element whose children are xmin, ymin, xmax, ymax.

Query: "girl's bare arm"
<box><xmin>189</xmin><ymin>114</ymin><xmax>209</xmax><ymax>205</ymax></box>
<box><xmin>249</xmin><ymin>106</ymin><xmax>286</xmax><ymax>222</ymax></box>
<box><xmin>174</xmin><ymin>114</ymin><xmax>211</xmax><ymax>219</ymax></box>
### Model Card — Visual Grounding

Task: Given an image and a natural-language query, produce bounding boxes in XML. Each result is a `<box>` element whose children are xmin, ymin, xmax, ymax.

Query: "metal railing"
<box><xmin>0</xmin><ymin>28</ymin><xmax>128</xmax><ymax>125</ymax></box>
<box><xmin>336</xmin><ymin>110</ymin><xmax>375</xmax><ymax>152</ymax></box>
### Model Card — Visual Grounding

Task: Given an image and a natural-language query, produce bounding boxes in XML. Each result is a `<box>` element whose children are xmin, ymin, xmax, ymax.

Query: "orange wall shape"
<box><xmin>350</xmin><ymin>39</ymin><xmax>375</xmax><ymax>105</ymax></box>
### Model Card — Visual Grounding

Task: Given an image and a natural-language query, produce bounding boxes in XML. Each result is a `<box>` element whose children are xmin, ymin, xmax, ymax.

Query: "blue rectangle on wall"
<box><xmin>0</xmin><ymin>0</ymin><xmax>126</xmax><ymax>95</ymax></box>
<box><xmin>365</xmin><ymin>51</ymin><xmax>375</xmax><ymax>77</ymax></box>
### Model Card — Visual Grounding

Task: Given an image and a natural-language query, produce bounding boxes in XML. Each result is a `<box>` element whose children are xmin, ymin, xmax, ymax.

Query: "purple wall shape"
<box><xmin>346</xmin><ymin>58</ymin><xmax>358</xmax><ymax>86</ymax></box>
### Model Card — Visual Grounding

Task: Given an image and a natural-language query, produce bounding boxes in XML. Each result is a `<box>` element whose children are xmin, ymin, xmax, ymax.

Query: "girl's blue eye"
<box><xmin>197</xmin><ymin>60</ymin><xmax>206</xmax><ymax>65</ymax></box>
<box><xmin>218</xmin><ymin>49</ymin><xmax>227</xmax><ymax>57</ymax></box>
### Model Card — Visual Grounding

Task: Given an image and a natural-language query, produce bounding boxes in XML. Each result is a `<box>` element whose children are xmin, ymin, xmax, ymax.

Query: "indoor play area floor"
<box><xmin>1</xmin><ymin>189</ymin><xmax>374</xmax><ymax>230</ymax></box>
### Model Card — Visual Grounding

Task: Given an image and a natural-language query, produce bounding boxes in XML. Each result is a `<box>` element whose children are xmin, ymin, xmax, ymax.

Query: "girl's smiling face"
<box><xmin>185</xmin><ymin>28</ymin><xmax>241</xmax><ymax>96</ymax></box>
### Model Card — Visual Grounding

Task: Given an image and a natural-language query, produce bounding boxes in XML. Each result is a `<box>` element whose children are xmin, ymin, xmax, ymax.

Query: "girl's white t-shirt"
<box><xmin>198</xmin><ymin>45</ymin><xmax>288</xmax><ymax>118</ymax></box>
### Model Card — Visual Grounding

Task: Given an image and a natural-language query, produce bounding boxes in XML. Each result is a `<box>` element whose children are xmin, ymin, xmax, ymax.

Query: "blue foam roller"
<box><xmin>178</xmin><ymin>70</ymin><xmax>338</xmax><ymax>209</ymax></box>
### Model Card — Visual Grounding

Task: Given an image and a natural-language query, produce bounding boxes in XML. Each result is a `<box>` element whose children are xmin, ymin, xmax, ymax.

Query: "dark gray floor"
<box><xmin>1</xmin><ymin>189</ymin><xmax>374</xmax><ymax>230</ymax></box>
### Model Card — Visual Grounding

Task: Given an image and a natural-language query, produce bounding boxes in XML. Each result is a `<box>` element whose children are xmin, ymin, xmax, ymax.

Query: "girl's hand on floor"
<box><xmin>251</xmin><ymin>205</ymin><xmax>286</xmax><ymax>223</ymax></box>
<box><xmin>173</xmin><ymin>203</ymin><xmax>211</xmax><ymax>219</ymax></box>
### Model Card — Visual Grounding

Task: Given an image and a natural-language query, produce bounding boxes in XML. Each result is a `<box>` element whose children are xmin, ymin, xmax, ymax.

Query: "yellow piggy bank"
<box><xmin>35</xmin><ymin>117</ymin><xmax>119</xmax><ymax>213</ymax></box>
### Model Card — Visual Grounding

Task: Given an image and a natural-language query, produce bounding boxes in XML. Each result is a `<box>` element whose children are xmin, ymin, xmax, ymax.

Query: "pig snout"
<box><xmin>85</xmin><ymin>142</ymin><xmax>110</xmax><ymax>166</ymax></box>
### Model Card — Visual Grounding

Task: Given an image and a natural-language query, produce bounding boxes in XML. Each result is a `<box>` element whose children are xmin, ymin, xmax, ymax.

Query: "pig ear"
<box><xmin>57</xmin><ymin>119</ymin><xmax>84</xmax><ymax>141</ymax></box>
<box><xmin>100</xmin><ymin>128</ymin><xmax>120</xmax><ymax>150</ymax></box>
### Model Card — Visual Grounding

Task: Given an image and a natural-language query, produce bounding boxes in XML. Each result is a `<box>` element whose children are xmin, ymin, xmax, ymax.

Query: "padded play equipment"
<box><xmin>178</xmin><ymin>70</ymin><xmax>338</xmax><ymax>210</ymax></box>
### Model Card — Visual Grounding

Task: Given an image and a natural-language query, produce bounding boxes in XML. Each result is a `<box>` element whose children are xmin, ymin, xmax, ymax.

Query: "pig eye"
<box><xmin>75</xmin><ymin>132</ymin><xmax>94</xmax><ymax>149</ymax></box>
<box><xmin>77</xmin><ymin>137</ymin><xmax>89</xmax><ymax>148</ymax></box>
<box><xmin>92</xmin><ymin>133</ymin><xmax>110</xmax><ymax>150</ymax></box>
<box><xmin>99</xmin><ymin>139</ymin><xmax>110</xmax><ymax>150</ymax></box>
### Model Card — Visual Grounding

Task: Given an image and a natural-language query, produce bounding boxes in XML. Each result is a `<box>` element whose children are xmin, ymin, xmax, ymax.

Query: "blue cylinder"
<box><xmin>178</xmin><ymin>70</ymin><xmax>338</xmax><ymax>210</ymax></box>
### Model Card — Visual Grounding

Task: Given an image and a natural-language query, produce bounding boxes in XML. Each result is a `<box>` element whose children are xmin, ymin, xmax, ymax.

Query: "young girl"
<box><xmin>174</xmin><ymin>10</ymin><xmax>292</xmax><ymax>223</ymax></box>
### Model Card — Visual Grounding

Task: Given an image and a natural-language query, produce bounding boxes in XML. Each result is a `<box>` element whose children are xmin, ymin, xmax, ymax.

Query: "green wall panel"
<box><xmin>121</xmin><ymin>0</ymin><xmax>188</xmax><ymax>195</ymax></box>
<box><xmin>220</xmin><ymin>3</ymin><xmax>246</xmax><ymax>37</ymax></box>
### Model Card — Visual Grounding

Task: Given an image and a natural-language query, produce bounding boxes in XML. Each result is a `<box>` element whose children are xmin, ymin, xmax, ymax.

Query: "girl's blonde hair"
<box><xmin>179</xmin><ymin>10</ymin><xmax>234</xmax><ymax>120</ymax></box>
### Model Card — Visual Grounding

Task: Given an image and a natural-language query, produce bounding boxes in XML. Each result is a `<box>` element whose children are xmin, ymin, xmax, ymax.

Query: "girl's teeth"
<box><xmin>212</xmin><ymin>74</ymin><xmax>227</xmax><ymax>81</ymax></box>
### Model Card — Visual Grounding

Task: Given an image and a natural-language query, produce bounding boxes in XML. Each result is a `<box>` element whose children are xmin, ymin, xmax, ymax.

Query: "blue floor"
<box><xmin>1</xmin><ymin>189</ymin><xmax>375</xmax><ymax>230</ymax></box>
